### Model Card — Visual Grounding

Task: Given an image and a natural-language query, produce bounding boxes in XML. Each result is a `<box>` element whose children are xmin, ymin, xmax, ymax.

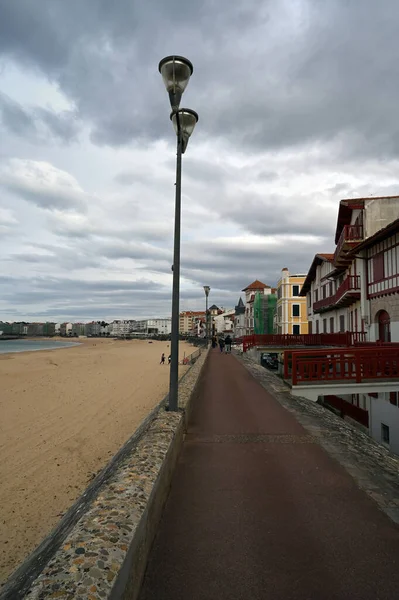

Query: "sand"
<box><xmin>0</xmin><ymin>338</ymin><xmax>193</xmax><ymax>583</ymax></box>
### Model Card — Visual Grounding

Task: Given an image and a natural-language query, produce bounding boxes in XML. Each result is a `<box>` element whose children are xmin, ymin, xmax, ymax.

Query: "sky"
<box><xmin>1</xmin><ymin>0</ymin><xmax>399</xmax><ymax>322</ymax></box>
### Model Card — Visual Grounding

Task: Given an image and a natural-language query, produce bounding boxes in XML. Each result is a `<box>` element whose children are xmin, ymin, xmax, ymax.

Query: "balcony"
<box><xmin>284</xmin><ymin>346</ymin><xmax>399</xmax><ymax>386</ymax></box>
<box><xmin>334</xmin><ymin>224</ymin><xmax>363</xmax><ymax>266</ymax></box>
<box><xmin>242</xmin><ymin>332</ymin><xmax>366</xmax><ymax>352</ymax></box>
<box><xmin>313</xmin><ymin>275</ymin><xmax>361</xmax><ymax>313</ymax></box>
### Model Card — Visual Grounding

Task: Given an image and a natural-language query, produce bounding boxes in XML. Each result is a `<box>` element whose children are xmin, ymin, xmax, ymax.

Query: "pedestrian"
<box><xmin>160</xmin><ymin>353</ymin><xmax>165</xmax><ymax>365</ymax></box>
<box><xmin>212</xmin><ymin>335</ymin><xmax>217</xmax><ymax>349</ymax></box>
<box><xmin>168</xmin><ymin>354</ymin><xmax>171</xmax><ymax>364</ymax></box>
<box><xmin>225</xmin><ymin>334</ymin><xmax>232</xmax><ymax>353</ymax></box>
<box><xmin>219</xmin><ymin>337</ymin><xmax>225</xmax><ymax>353</ymax></box>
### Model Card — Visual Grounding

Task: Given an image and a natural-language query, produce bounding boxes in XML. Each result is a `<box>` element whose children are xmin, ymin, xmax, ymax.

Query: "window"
<box><xmin>381</xmin><ymin>423</ymin><xmax>390</xmax><ymax>445</ymax></box>
<box><xmin>292</xmin><ymin>304</ymin><xmax>300</xmax><ymax>317</ymax></box>
<box><xmin>292</xmin><ymin>285</ymin><xmax>300</xmax><ymax>296</ymax></box>
<box><xmin>323</xmin><ymin>319</ymin><xmax>327</xmax><ymax>333</ymax></box>
<box><xmin>389</xmin><ymin>392</ymin><xmax>398</xmax><ymax>406</ymax></box>
<box><xmin>330</xmin><ymin>318</ymin><xmax>334</xmax><ymax>333</ymax></box>
<box><xmin>308</xmin><ymin>321</ymin><xmax>313</xmax><ymax>334</ymax></box>
<box><xmin>314</xmin><ymin>289</ymin><xmax>318</xmax><ymax>302</ymax></box>
<box><xmin>316</xmin><ymin>321</ymin><xmax>319</xmax><ymax>334</ymax></box>
<box><xmin>373</xmin><ymin>253</ymin><xmax>385</xmax><ymax>282</ymax></box>
<box><xmin>339</xmin><ymin>315</ymin><xmax>345</xmax><ymax>333</ymax></box>
<box><xmin>293</xmin><ymin>325</ymin><xmax>300</xmax><ymax>334</ymax></box>
<box><xmin>308</xmin><ymin>293</ymin><xmax>312</xmax><ymax>307</ymax></box>
<box><xmin>277</xmin><ymin>287</ymin><xmax>282</xmax><ymax>299</ymax></box>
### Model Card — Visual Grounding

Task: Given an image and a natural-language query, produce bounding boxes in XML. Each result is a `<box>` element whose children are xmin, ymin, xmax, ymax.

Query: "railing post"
<box><xmin>355</xmin><ymin>351</ymin><xmax>362</xmax><ymax>383</ymax></box>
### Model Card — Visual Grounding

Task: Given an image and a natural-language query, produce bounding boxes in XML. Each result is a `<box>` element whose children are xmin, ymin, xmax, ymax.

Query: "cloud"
<box><xmin>0</xmin><ymin>159</ymin><xmax>89</xmax><ymax>211</ymax></box>
<box><xmin>1</xmin><ymin>0</ymin><xmax>399</xmax><ymax>321</ymax></box>
<box><xmin>0</xmin><ymin>93</ymin><xmax>80</xmax><ymax>143</ymax></box>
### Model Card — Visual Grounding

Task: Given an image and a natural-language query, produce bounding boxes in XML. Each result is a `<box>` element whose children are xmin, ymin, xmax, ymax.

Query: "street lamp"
<box><xmin>203</xmin><ymin>286</ymin><xmax>211</xmax><ymax>346</ymax></box>
<box><xmin>159</xmin><ymin>56</ymin><xmax>198</xmax><ymax>412</ymax></box>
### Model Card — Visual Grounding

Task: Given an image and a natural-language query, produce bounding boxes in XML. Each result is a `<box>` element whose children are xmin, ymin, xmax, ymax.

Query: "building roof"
<box><xmin>348</xmin><ymin>216</ymin><xmax>399</xmax><ymax>253</ymax></box>
<box><xmin>299</xmin><ymin>253</ymin><xmax>335</xmax><ymax>296</ymax></box>
<box><xmin>208</xmin><ymin>304</ymin><xmax>220</xmax><ymax>311</ymax></box>
<box><xmin>242</xmin><ymin>279</ymin><xmax>270</xmax><ymax>291</ymax></box>
<box><xmin>334</xmin><ymin>195</ymin><xmax>399</xmax><ymax>244</ymax></box>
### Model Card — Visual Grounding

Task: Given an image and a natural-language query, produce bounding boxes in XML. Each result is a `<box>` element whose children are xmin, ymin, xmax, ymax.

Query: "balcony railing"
<box><xmin>284</xmin><ymin>347</ymin><xmax>399</xmax><ymax>385</ymax></box>
<box><xmin>313</xmin><ymin>275</ymin><xmax>361</xmax><ymax>312</ymax></box>
<box><xmin>334</xmin><ymin>224</ymin><xmax>363</xmax><ymax>264</ymax></box>
<box><xmin>323</xmin><ymin>395</ymin><xmax>369</xmax><ymax>428</ymax></box>
<box><xmin>242</xmin><ymin>332</ymin><xmax>366</xmax><ymax>352</ymax></box>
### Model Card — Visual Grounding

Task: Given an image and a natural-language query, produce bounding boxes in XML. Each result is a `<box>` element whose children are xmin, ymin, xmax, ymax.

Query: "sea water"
<box><xmin>0</xmin><ymin>339</ymin><xmax>81</xmax><ymax>354</ymax></box>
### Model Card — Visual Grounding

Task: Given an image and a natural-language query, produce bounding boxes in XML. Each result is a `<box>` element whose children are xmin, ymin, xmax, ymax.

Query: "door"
<box><xmin>378</xmin><ymin>310</ymin><xmax>391</xmax><ymax>342</ymax></box>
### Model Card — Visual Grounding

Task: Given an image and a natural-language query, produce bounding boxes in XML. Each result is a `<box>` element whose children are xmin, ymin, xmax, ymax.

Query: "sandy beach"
<box><xmin>0</xmin><ymin>338</ymin><xmax>193</xmax><ymax>583</ymax></box>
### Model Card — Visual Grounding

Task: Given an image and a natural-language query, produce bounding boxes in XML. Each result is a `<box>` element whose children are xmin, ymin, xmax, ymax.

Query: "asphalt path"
<box><xmin>138</xmin><ymin>350</ymin><xmax>399</xmax><ymax>600</ymax></box>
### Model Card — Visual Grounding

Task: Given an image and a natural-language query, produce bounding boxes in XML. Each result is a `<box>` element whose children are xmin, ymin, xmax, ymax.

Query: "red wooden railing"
<box><xmin>314</xmin><ymin>275</ymin><xmax>361</xmax><ymax>312</ymax></box>
<box><xmin>334</xmin><ymin>224</ymin><xmax>363</xmax><ymax>263</ymax></box>
<box><xmin>323</xmin><ymin>395</ymin><xmax>369</xmax><ymax>428</ymax></box>
<box><xmin>286</xmin><ymin>347</ymin><xmax>399</xmax><ymax>385</ymax></box>
<box><xmin>242</xmin><ymin>332</ymin><xmax>365</xmax><ymax>352</ymax></box>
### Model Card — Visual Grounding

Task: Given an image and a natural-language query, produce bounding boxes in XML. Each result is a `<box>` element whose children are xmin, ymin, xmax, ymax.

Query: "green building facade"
<box><xmin>253</xmin><ymin>292</ymin><xmax>277</xmax><ymax>334</ymax></box>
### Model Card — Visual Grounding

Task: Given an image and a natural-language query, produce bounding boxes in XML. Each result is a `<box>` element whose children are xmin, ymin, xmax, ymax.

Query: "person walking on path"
<box><xmin>225</xmin><ymin>334</ymin><xmax>232</xmax><ymax>353</ymax></box>
<box><xmin>160</xmin><ymin>353</ymin><xmax>165</xmax><ymax>365</ymax></box>
<box><xmin>219</xmin><ymin>337</ymin><xmax>225</xmax><ymax>353</ymax></box>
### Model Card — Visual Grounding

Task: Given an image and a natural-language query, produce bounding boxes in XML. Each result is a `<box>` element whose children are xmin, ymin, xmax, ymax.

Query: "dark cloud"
<box><xmin>1</xmin><ymin>0</ymin><xmax>399</xmax><ymax>321</ymax></box>
<box><xmin>2</xmin><ymin>0</ymin><xmax>399</xmax><ymax>156</ymax></box>
<box><xmin>0</xmin><ymin>93</ymin><xmax>80</xmax><ymax>142</ymax></box>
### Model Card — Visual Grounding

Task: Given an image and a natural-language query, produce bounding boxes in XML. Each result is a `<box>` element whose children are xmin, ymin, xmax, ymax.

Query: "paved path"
<box><xmin>138</xmin><ymin>351</ymin><xmax>399</xmax><ymax>600</ymax></box>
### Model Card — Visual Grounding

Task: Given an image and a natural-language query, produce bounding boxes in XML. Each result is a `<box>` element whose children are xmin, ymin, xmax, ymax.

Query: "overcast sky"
<box><xmin>1</xmin><ymin>0</ymin><xmax>399</xmax><ymax>322</ymax></box>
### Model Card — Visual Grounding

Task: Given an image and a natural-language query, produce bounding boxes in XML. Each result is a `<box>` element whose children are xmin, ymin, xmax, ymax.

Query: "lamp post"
<box><xmin>159</xmin><ymin>56</ymin><xmax>198</xmax><ymax>412</ymax></box>
<box><xmin>203</xmin><ymin>286</ymin><xmax>210</xmax><ymax>346</ymax></box>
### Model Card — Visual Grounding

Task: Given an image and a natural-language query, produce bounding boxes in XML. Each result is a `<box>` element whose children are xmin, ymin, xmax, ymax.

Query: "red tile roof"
<box><xmin>242</xmin><ymin>279</ymin><xmax>270</xmax><ymax>291</ymax></box>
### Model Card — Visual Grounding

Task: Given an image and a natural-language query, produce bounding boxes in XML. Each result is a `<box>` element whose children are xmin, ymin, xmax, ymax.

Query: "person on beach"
<box><xmin>160</xmin><ymin>353</ymin><xmax>165</xmax><ymax>365</ymax></box>
<box><xmin>225</xmin><ymin>334</ymin><xmax>232</xmax><ymax>353</ymax></box>
<box><xmin>219</xmin><ymin>337</ymin><xmax>225</xmax><ymax>353</ymax></box>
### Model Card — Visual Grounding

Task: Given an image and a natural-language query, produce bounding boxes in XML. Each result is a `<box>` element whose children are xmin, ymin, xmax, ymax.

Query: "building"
<box><xmin>274</xmin><ymin>269</ymin><xmax>308</xmax><ymax>335</ymax></box>
<box><xmin>179</xmin><ymin>311</ymin><xmax>206</xmax><ymax>334</ymax></box>
<box><xmin>234</xmin><ymin>298</ymin><xmax>246</xmax><ymax>338</ymax></box>
<box><xmin>354</xmin><ymin>217</ymin><xmax>399</xmax><ymax>342</ymax></box>
<box><xmin>111</xmin><ymin>320</ymin><xmax>132</xmax><ymax>336</ymax></box>
<box><xmin>300</xmin><ymin>195</ymin><xmax>399</xmax><ymax>454</ymax></box>
<box><xmin>213</xmin><ymin>309</ymin><xmax>235</xmax><ymax>334</ymax></box>
<box><xmin>134</xmin><ymin>319</ymin><xmax>171</xmax><ymax>335</ymax></box>
<box><xmin>242</xmin><ymin>280</ymin><xmax>273</xmax><ymax>335</ymax></box>
<box><xmin>253</xmin><ymin>290</ymin><xmax>277</xmax><ymax>334</ymax></box>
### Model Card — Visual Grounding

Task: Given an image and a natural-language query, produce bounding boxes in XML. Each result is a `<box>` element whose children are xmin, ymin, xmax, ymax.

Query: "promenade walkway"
<box><xmin>138</xmin><ymin>350</ymin><xmax>399</xmax><ymax>600</ymax></box>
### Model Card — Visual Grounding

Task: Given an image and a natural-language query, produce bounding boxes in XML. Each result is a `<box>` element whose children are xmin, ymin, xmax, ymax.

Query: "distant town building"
<box><xmin>213</xmin><ymin>309</ymin><xmax>235</xmax><ymax>334</ymax></box>
<box><xmin>234</xmin><ymin>298</ymin><xmax>246</xmax><ymax>338</ymax></box>
<box><xmin>242</xmin><ymin>280</ymin><xmax>273</xmax><ymax>335</ymax></box>
<box><xmin>133</xmin><ymin>319</ymin><xmax>171</xmax><ymax>335</ymax></box>
<box><xmin>179</xmin><ymin>311</ymin><xmax>206</xmax><ymax>334</ymax></box>
<box><xmin>275</xmin><ymin>269</ymin><xmax>308</xmax><ymax>335</ymax></box>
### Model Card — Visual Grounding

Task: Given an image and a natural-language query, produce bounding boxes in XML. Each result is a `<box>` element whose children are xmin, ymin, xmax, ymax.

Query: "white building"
<box><xmin>300</xmin><ymin>196</ymin><xmax>399</xmax><ymax>454</ymax></box>
<box><xmin>111</xmin><ymin>320</ymin><xmax>131</xmax><ymax>336</ymax></box>
<box><xmin>133</xmin><ymin>319</ymin><xmax>171</xmax><ymax>335</ymax></box>
<box><xmin>213</xmin><ymin>309</ymin><xmax>235</xmax><ymax>334</ymax></box>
